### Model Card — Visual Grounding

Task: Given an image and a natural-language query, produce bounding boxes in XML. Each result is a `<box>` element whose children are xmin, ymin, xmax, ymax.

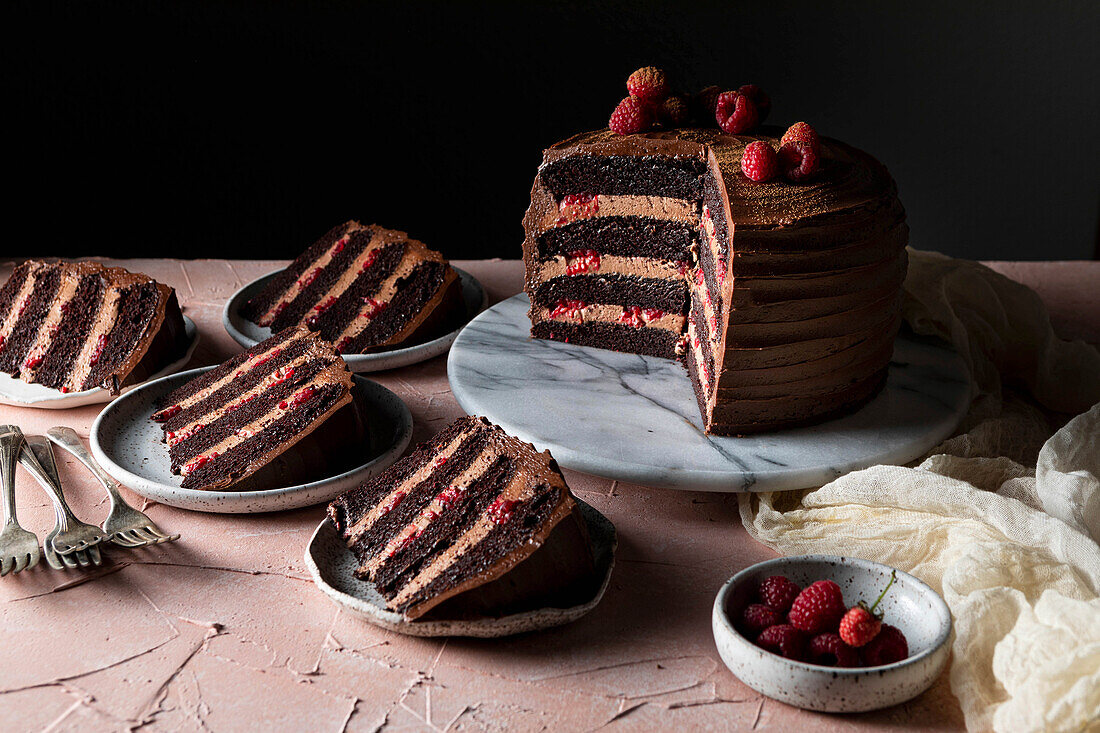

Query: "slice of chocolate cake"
<box><xmin>328</xmin><ymin>416</ymin><xmax>596</xmax><ymax>620</ymax></box>
<box><xmin>0</xmin><ymin>261</ymin><xmax>188</xmax><ymax>393</ymax></box>
<box><xmin>241</xmin><ymin>221</ymin><xmax>464</xmax><ymax>354</ymax></box>
<box><xmin>153</xmin><ymin>326</ymin><xmax>367</xmax><ymax>491</ymax></box>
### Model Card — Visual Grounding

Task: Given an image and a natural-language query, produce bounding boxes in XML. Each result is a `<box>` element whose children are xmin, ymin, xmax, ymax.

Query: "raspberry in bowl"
<box><xmin>711</xmin><ymin>555</ymin><xmax>951</xmax><ymax>713</ymax></box>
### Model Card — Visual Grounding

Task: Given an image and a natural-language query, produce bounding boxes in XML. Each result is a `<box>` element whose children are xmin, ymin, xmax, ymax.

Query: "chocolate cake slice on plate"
<box><xmin>153</xmin><ymin>326</ymin><xmax>367</xmax><ymax>491</ymax></box>
<box><xmin>328</xmin><ymin>416</ymin><xmax>597</xmax><ymax>620</ymax></box>
<box><xmin>0</xmin><ymin>261</ymin><xmax>188</xmax><ymax>393</ymax></box>
<box><xmin>241</xmin><ymin>221</ymin><xmax>464</xmax><ymax>353</ymax></box>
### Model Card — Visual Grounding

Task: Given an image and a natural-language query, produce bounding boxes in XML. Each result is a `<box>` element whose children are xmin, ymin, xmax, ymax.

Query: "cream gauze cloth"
<box><xmin>739</xmin><ymin>249</ymin><xmax>1100</xmax><ymax>732</ymax></box>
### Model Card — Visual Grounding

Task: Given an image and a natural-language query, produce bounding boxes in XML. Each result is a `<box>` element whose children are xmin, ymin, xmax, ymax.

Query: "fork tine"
<box><xmin>60</xmin><ymin>550</ymin><xmax>78</xmax><ymax>569</ymax></box>
<box><xmin>109</xmin><ymin>531</ymin><xmax>141</xmax><ymax>547</ymax></box>
<box><xmin>14</xmin><ymin>554</ymin><xmax>28</xmax><ymax>573</ymax></box>
<box><xmin>1</xmin><ymin>557</ymin><xmax>10</xmax><ymax>576</ymax></box>
<box><xmin>88</xmin><ymin>545</ymin><xmax>102</xmax><ymax>566</ymax></box>
<box><xmin>43</xmin><ymin>545</ymin><xmax>63</xmax><ymax>570</ymax></box>
<box><xmin>73</xmin><ymin>551</ymin><xmax>90</xmax><ymax>568</ymax></box>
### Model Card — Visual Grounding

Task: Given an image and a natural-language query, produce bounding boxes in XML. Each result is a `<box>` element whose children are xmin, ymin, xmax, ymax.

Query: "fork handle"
<box><xmin>18</xmin><ymin>442</ymin><xmax>78</xmax><ymax>526</ymax></box>
<box><xmin>0</xmin><ymin>425</ymin><xmax>24</xmax><ymax>525</ymax></box>
<box><xmin>46</xmin><ymin>427</ymin><xmax>126</xmax><ymax>505</ymax></box>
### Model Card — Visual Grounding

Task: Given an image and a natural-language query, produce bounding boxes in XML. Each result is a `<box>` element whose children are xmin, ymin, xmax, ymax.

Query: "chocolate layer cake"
<box><xmin>241</xmin><ymin>221</ymin><xmax>464</xmax><ymax>353</ymax></box>
<box><xmin>522</xmin><ymin>127</ymin><xmax>908</xmax><ymax>434</ymax></box>
<box><xmin>328</xmin><ymin>415</ymin><xmax>596</xmax><ymax>620</ymax></box>
<box><xmin>0</xmin><ymin>261</ymin><xmax>187</xmax><ymax>394</ymax></box>
<box><xmin>153</xmin><ymin>326</ymin><xmax>367</xmax><ymax>491</ymax></box>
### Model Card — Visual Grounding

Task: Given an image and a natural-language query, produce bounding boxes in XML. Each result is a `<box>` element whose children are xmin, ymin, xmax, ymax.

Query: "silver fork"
<box><xmin>23</xmin><ymin>437</ymin><xmax>85</xmax><ymax>571</ymax></box>
<box><xmin>15</xmin><ymin>430</ymin><xmax>106</xmax><ymax>568</ymax></box>
<box><xmin>47</xmin><ymin>427</ymin><xmax>179</xmax><ymax>547</ymax></box>
<box><xmin>0</xmin><ymin>426</ymin><xmax>41</xmax><ymax>576</ymax></box>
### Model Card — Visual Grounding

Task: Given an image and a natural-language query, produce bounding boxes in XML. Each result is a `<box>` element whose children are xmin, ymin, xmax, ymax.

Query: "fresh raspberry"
<box><xmin>658</xmin><ymin>95</ymin><xmax>690</xmax><ymax>127</ymax></box>
<box><xmin>781</xmin><ymin>121</ymin><xmax>820</xmax><ymax>151</ymax></box>
<box><xmin>741</xmin><ymin>603</ymin><xmax>783</xmax><ymax>636</ymax></box>
<box><xmin>755</xmin><ymin>624</ymin><xmax>806</xmax><ymax>661</ymax></box>
<box><xmin>758</xmin><ymin>575</ymin><xmax>801</xmax><ymax>613</ymax></box>
<box><xmin>808</xmin><ymin>633</ymin><xmax>859</xmax><ymax>667</ymax></box>
<box><xmin>839</xmin><ymin>570</ymin><xmax>896</xmax><ymax>647</ymax></box>
<box><xmin>860</xmin><ymin>624</ymin><xmax>909</xmax><ymax>666</ymax></box>
<box><xmin>737</xmin><ymin>84</ymin><xmax>771</xmax><ymax>123</ymax></box>
<box><xmin>609</xmin><ymin>96</ymin><xmax>653</xmax><ymax>135</ymax></box>
<box><xmin>839</xmin><ymin>606</ymin><xmax>881</xmax><ymax>648</ymax></box>
<box><xmin>778</xmin><ymin>141</ymin><xmax>820</xmax><ymax>182</ymax></box>
<box><xmin>692</xmin><ymin>85</ymin><xmax>722</xmax><ymax>125</ymax></box>
<box><xmin>788</xmin><ymin>579</ymin><xmax>846</xmax><ymax>634</ymax></box>
<box><xmin>626</xmin><ymin>66</ymin><xmax>669</xmax><ymax>105</ymax></box>
<box><xmin>714</xmin><ymin>91</ymin><xmax>759</xmax><ymax>134</ymax></box>
<box><xmin>740</xmin><ymin>140</ymin><xmax>778</xmax><ymax>182</ymax></box>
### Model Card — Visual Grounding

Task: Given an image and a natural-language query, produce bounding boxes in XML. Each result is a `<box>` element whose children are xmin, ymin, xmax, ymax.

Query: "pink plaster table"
<box><xmin>0</xmin><ymin>258</ymin><xmax>1096</xmax><ymax>731</ymax></box>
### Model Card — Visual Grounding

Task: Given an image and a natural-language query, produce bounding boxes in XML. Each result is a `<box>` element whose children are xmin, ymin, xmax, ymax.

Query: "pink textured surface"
<box><xmin>0</xmin><ymin>257</ymin><xmax>1096</xmax><ymax>731</ymax></box>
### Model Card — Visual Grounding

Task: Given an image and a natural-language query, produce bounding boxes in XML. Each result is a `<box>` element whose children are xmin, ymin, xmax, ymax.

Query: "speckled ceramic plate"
<box><xmin>712</xmin><ymin>555</ymin><xmax>952</xmax><ymax>713</ymax></box>
<box><xmin>223</xmin><ymin>268</ymin><xmax>488</xmax><ymax>373</ymax></box>
<box><xmin>305</xmin><ymin>498</ymin><xmax>617</xmax><ymax>637</ymax></box>
<box><xmin>88</xmin><ymin>366</ymin><xmax>413</xmax><ymax>513</ymax></box>
<box><xmin>0</xmin><ymin>315</ymin><xmax>199</xmax><ymax>409</ymax></box>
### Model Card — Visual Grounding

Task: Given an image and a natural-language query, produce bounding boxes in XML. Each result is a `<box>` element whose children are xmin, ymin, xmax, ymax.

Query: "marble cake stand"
<box><xmin>447</xmin><ymin>294</ymin><xmax>970</xmax><ymax>492</ymax></box>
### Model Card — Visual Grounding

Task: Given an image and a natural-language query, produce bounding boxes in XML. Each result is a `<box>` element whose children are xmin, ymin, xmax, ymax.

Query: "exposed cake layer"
<box><xmin>328</xmin><ymin>415</ymin><xmax>594</xmax><ymax>620</ymax></box>
<box><xmin>522</xmin><ymin>126</ymin><xmax>909</xmax><ymax>434</ymax></box>
<box><xmin>242</xmin><ymin>222</ymin><xmax>463</xmax><ymax>354</ymax></box>
<box><xmin>154</xmin><ymin>326</ymin><xmax>364</xmax><ymax>491</ymax></box>
<box><xmin>0</xmin><ymin>261</ymin><xmax>186</xmax><ymax>393</ymax></box>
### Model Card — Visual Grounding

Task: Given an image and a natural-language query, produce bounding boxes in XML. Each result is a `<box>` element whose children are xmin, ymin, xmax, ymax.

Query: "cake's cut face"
<box><xmin>522</xmin><ymin>127</ymin><xmax>909</xmax><ymax>435</ymax></box>
<box><xmin>0</xmin><ymin>261</ymin><xmax>188</xmax><ymax>394</ymax></box>
<box><xmin>241</xmin><ymin>221</ymin><xmax>464</xmax><ymax>354</ymax></box>
<box><xmin>153</xmin><ymin>326</ymin><xmax>366</xmax><ymax>491</ymax></box>
<box><xmin>328</xmin><ymin>415</ymin><xmax>594</xmax><ymax>620</ymax></box>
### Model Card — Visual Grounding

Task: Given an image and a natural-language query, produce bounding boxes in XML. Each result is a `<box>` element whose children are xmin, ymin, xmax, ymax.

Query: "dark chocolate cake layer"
<box><xmin>522</xmin><ymin>126</ymin><xmax>909</xmax><ymax>435</ymax></box>
<box><xmin>0</xmin><ymin>261</ymin><xmax>187</xmax><ymax>394</ymax></box>
<box><xmin>153</xmin><ymin>326</ymin><xmax>365</xmax><ymax>491</ymax></box>
<box><xmin>328</xmin><ymin>415</ymin><xmax>595</xmax><ymax>620</ymax></box>
<box><xmin>243</xmin><ymin>221</ymin><xmax>463</xmax><ymax>354</ymax></box>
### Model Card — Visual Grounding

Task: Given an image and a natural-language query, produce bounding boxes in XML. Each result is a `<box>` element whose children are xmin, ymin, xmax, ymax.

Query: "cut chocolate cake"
<box><xmin>522</xmin><ymin>127</ymin><xmax>908</xmax><ymax>434</ymax></box>
<box><xmin>328</xmin><ymin>416</ymin><xmax>596</xmax><ymax>620</ymax></box>
<box><xmin>241</xmin><ymin>221</ymin><xmax>464</xmax><ymax>353</ymax></box>
<box><xmin>0</xmin><ymin>261</ymin><xmax>188</xmax><ymax>393</ymax></box>
<box><xmin>153</xmin><ymin>326</ymin><xmax>367</xmax><ymax>491</ymax></box>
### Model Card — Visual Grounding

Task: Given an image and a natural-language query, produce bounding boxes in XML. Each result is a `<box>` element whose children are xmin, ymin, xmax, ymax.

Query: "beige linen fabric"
<box><xmin>739</xmin><ymin>249</ymin><xmax>1100</xmax><ymax>732</ymax></box>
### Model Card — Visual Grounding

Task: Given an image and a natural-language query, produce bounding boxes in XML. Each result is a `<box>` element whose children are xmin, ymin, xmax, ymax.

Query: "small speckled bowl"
<box><xmin>712</xmin><ymin>555</ymin><xmax>951</xmax><ymax>713</ymax></box>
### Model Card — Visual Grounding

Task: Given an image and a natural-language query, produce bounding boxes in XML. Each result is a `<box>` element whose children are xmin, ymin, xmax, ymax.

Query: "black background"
<box><xmin>7</xmin><ymin>1</ymin><xmax>1099</xmax><ymax>262</ymax></box>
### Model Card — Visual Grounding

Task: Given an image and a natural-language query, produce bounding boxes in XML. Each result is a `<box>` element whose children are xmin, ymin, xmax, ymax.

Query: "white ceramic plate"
<box><xmin>222</xmin><ymin>268</ymin><xmax>488</xmax><ymax>373</ymax></box>
<box><xmin>305</xmin><ymin>498</ymin><xmax>617</xmax><ymax>638</ymax></box>
<box><xmin>89</xmin><ymin>367</ymin><xmax>413</xmax><ymax>513</ymax></box>
<box><xmin>712</xmin><ymin>555</ymin><xmax>952</xmax><ymax>713</ymax></box>
<box><xmin>0</xmin><ymin>316</ymin><xmax>200</xmax><ymax>410</ymax></box>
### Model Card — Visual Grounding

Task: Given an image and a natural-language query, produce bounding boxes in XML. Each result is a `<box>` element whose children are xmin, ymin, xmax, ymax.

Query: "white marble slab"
<box><xmin>447</xmin><ymin>294</ymin><xmax>970</xmax><ymax>492</ymax></box>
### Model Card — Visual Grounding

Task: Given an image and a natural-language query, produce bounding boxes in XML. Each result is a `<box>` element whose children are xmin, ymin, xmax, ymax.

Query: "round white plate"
<box><xmin>89</xmin><ymin>367</ymin><xmax>413</xmax><ymax>513</ymax></box>
<box><xmin>0</xmin><ymin>316</ymin><xmax>200</xmax><ymax>410</ymax></box>
<box><xmin>222</xmin><ymin>268</ymin><xmax>488</xmax><ymax>373</ymax></box>
<box><xmin>447</xmin><ymin>294</ymin><xmax>971</xmax><ymax>493</ymax></box>
<box><xmin>305</xmin><ymin>497</ymin><xmax>616</xmax><ymax>638</ymax></box>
